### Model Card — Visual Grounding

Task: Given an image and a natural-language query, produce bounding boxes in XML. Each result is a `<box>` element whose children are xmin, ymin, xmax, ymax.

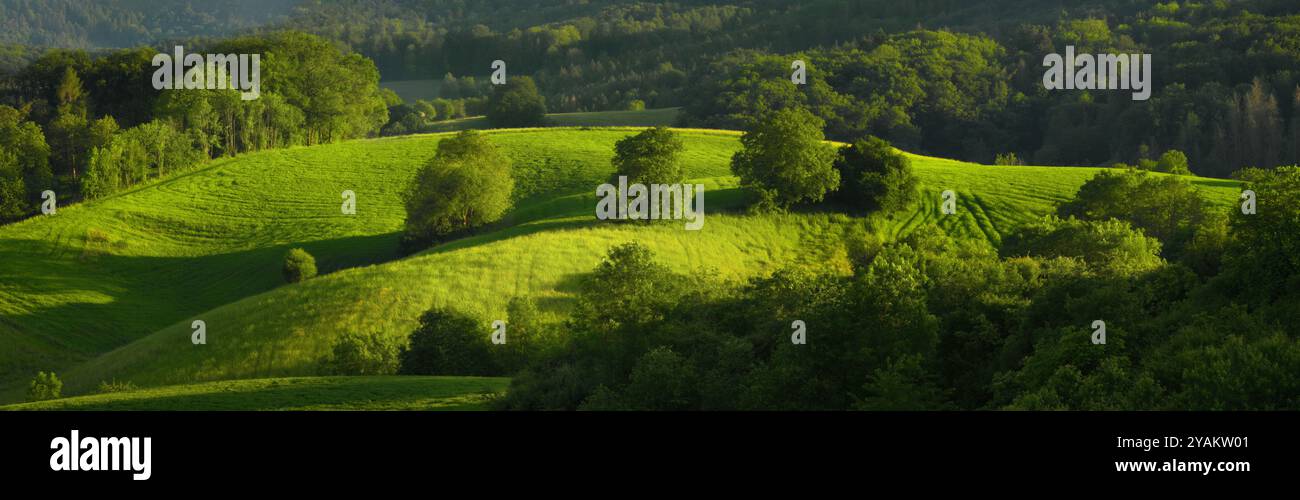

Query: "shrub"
<box><xmin>320</xmin><ymin>331</ymin><xmax>401</xmax><ymax>375</ymax></box>
<box><xmin>398</xmin><ymin>307</ymin><xmax>497</xmax><ymax>376</ymax></box>
<box><xmin>282</xmin><ymin>248</ymin><xmax>317</xmax><ymax>283</ymax></box>
<box><xmin>27</xmin><ymin>371</ymin><xmax>62</xmax><ymax>401</ymax></box>
<box><xmin>96</xmin><ymin>379</ymin><xmax>137</xmax><ymax>394</ymax></box>
<box><xmin>994</xmin><ymin>152</ymin><xmax>1024</xmax><ymax>166</ymax></box>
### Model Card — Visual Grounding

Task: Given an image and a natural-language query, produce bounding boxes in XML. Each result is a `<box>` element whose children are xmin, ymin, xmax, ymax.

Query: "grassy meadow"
<box><xmin>0</xmin><ymin>376</ymin><xmax>507</xmax><ymax>410</ymax></box>
<box><xmin>0</xmin><ymin>115</ymin><xmax>1244</xmax><ymax>406</ymax></box>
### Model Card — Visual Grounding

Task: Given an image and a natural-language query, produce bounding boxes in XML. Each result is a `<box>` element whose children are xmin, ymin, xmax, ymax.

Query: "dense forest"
<box><xmin>4</xmin><ymin>0</ymin><xmax>1300</xmax><ymax>173</ymax></box>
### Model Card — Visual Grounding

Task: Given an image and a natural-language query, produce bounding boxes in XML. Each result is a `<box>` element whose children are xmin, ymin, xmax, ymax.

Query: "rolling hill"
<box><xmin>0</xmin><ymin>119</ymin><xmax>1244</xmax><ymax>404</ymax></box>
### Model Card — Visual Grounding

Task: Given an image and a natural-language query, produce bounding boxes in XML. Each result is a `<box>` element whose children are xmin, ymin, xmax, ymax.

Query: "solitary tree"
<box><xmin>402</xmin><ymin>130</ymin><xmax>514</xmax><ymax>248</ymax></box>
<box><xmin>611</xmin><ymin>126</ymin><xmax>685</xmax><ymax>185</ymax></box>
<box><xmin>730</xmin><ymin>107</ymin><xmax>839</xmax><ymax>211</ymax></box>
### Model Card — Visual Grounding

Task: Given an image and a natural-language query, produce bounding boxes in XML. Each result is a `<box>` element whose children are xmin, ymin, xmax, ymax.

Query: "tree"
<box><xmin>47</xmin><ymin>67</ymin><xmax>90</xmax><ymax>178</ymax></box>
<box><xmin>0</xmin><ymin>106</ymin><xmax>51</xmax><ymax>221</ymax></box>
<box><xmin>27</xmin><ymin>371</ymin><xmax>62</xmax><ymax>401</ymax></box>
<box><xmin>413</xmin><ymin>100</ymin><xmax>438</xmax><ymax>121</ymax></box>
<box><xmin>402</xmin><ymin>131</ymin><xmax>514</xmax><ymax>247</ymax></box>
<box><xmin>282</xmin><ymin>248</ymin><xmax>317</xmax><ymax>283</ymax></box>
<box><xmin>831</xmin><ymin>135</ymin><xmax>918</xmax><ymax>213</ymax></box>
<box><xmin>1156</xmin><ymin>149</ymin><xmax>1190</xmax><ymax>175</ymax></box>
<box><xmin>1057</xmin><ymin>169</ymin><xmax>1211</xmax><ymax>262</ymax></box>
<box><xmin>398</xmin><ymin>307</ymin><xmax>496</xmax><ymax>375</ymax></box>
<box><xmin>0</xmin><ymin>148</ymin><xmax>26</xmax><ymax>220</ymax></box>
<box><xmin>319</xmin><ymin>332</ymin><xmax>400</xmax><ymax>375</ymax></box>
<box><xmin>1224</xmin><ymin>167</ymin><xmax>1300</xmax><ymax>301</ymax></box>
<box><xmin>1001</xmin><ymin>216</ymin><xmax>1164</xmax><ymax>277</ymax></box>
<box><xmin>730</xmin><ymin>107</ymin><xmax>839</xmax><ymax>211</ymax></box>
<box><xmin>496</xmin><ymin>296</ymin><xmax>546</xmax><ymax>373</ymax></box>
<box><xmin>610</xmin><ymin>126</ymin><xmax>684</xmax><ymax>185</ymax></box>
<box><xmin>486</xmin><ymin>76</ymin><xmax>547</xmax><ymax>128</ymax></box>
<box><xmin>431</xmin><ymin>98</ymin><xmax>456</xmax><ymax>121</ymax></box>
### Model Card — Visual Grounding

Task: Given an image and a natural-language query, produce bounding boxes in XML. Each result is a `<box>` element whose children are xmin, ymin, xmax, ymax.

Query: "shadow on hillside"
<box><xmin>0</xmin><ymin>232</ymin><xmax>402</xmax><ymax>397</ymax></box>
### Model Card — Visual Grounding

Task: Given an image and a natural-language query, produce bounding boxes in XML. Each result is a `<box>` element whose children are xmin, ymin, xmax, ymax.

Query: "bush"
<box><xmin>994</xmin><ymin>152</ymin><xmax>1024</xmax><ymax>166</ymax></box>
<box><xmin>399</xmin><ymin>307</ymin><xmax>497</xmax><ymax>376</ymax></box>
<box><xmin>831</xmin><ymin>135</ymin><xmax>918</xmax><ymax>214</ymax></box>
<box><xmin>320</xmin><ymin>332</ymin><xmax>401</xmax><ymax>375</ymax></box>
<box><xmin>282</xmin><ymin>248</ymin><xmax>317</xmax><ymax>283</ymax></box>
<box><xmin>610</xmin><ymin>126</ymin><xmax>684</xmax><ymax>185</ymax></box>
<box><xmin>96</xmin><ymin>379</ymin><xmax>137</xmax><ymax>394</ymax></box>
<box><xmin>1156</xmin><ymin>149</ymin><xmax>1191</xmax><ymax>175</ymax></box>
<box><xmin>730</xmin><ymin>107</ymin><xmax>839</xmax><ymax>211</ymax></box>
<box><xmin>27</xmin><ymin>371</ymin><xmax>62</xmax><ymax>401</ymax></box>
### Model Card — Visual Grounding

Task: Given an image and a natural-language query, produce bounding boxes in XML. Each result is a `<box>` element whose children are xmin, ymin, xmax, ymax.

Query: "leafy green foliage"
<box><xmin>0</xmin><ymin>105</ymin><xmax>51</xmax><ymax>221</ymax></box>
<box><xmin>1156</xmin><ymin>150</ymin><xmax>1191</xmax><ymax>175</ymax></box>
<box><xmin>831</xmin><ymin>135</ymin><xmax>918</xmax><ymax>214</ymax></box>
<box><xmin>1001</xmin><ymin>216</ymin><xmax>1164</xmax><ymax>276</ymax></box>
<box><xmin>402</xmin><ymin>130</ymin><xmax>514</xmax><ymax>247</ymax></box>
<box><xmin>26</xmin><ymin>371</ymin><xmax>61</xmax><ymax>401</ymax></box>
<box><xmin>319</xmin><ymin>332</ymin><xmax>400</xmax><ymax>376</ymax></box>
<box><xmin>1057</xmin><ymin>169</ymin><xmax>1217</xmax><ymax>265</ymax></box>
<box><xmin>398</xmin><ymin>307</ymin><xmax>497</xmax><ymax>376</ymax></box>
<box><xmin>487</xmin><ymin>76</ymin><xmax>547</xmax><ymax>128</ymax></box>
<box><xmin>730</xmin><ymin>107</ymin><xmax>839</xmax><ymax>211</ymax></box>
<box><xmin>282</xmin><ymin>248</ymin><xmax>317</xmax><ymax>283</ymax></box>
<box><xmin>1222</xmin><ymin>166</ymin><xmax>1300</xmax><ymax>302</ymax></box>
<box><xmin>610</xmin><ymin>126</ymin><xmax>684</xmax><ymax>185</ymax></box>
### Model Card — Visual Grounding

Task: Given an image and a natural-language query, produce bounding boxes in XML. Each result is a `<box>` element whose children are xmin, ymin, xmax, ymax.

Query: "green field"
<box><xmin>0</xmin><ymin>125</ymin><xmax>1243</xmax><ymax>403</ymax></box>
<box><xmin>0</xmin><ymin>376</ymin><xmax>507</xmax><ymax>410</ymax></box>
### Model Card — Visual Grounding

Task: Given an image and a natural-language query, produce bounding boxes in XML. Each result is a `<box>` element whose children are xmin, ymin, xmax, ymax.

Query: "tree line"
<box><xmin>0</xmin><ymin>31</ymin><xmax>390</xmax><ymax>223</ymax></box>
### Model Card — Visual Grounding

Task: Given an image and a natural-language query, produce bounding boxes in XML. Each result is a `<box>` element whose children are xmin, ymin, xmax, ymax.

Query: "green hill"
<box><xmin>0</xmin><ymin>126</ymin><xmax>1242</xmax><ymax>401</ymax></box>
<box><xmin>0</xmin><ymin>376</ymin><xmax>507</xmax><ymax>411</ymax></box>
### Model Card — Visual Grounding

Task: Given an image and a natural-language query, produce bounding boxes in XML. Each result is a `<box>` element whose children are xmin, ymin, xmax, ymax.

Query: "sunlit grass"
<box><xmin>0</xmin><ymin>376</ymin><xmax>507</xmax><ymax>411</ymax></box>
<box><xmin>0</xmin><ymin>124</ymin><xmax>1243</xmax><ymax>400</ymax></box>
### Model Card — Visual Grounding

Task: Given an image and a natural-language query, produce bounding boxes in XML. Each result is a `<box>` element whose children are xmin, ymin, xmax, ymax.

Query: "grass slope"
<box><xmin>0</xmin><ymin>125</ymin><xmax>1242</xmax><ymax>400</ymax></box>
<box><xmin>1</xmin><ymin>376</ymin><xmax>507</xmax><ymax>410</ymax></box>
<box><xmin>0</xmin><ymin>127</ymin><xmax>739</xmax><ymax>397</ymax></box>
